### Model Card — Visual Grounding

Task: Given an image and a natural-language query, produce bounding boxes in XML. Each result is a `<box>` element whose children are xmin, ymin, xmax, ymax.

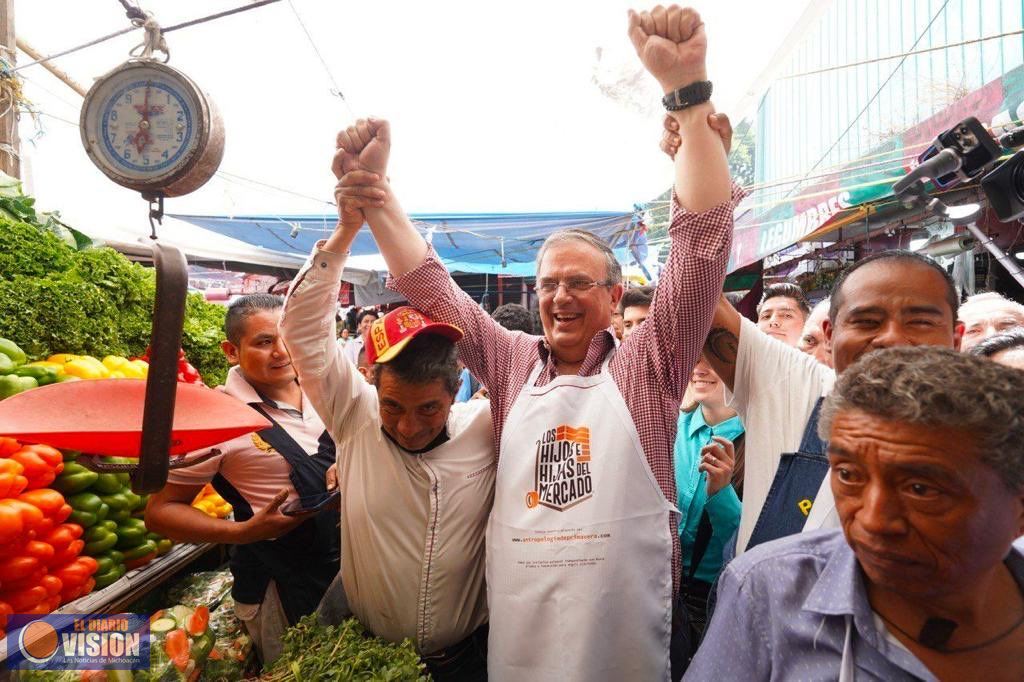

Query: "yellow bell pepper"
<box><xmin>127</xmin><ymin>360</ymin><xmax>149</xmax><ymax>379</ymax></box>
<box><xmin>62</xmin><ymin>357</ymin><xmax>110</xmax><ymax>380</ymax></box>
<box><xmin>27</xmin><ymin>361</ymin><xmax>66</xmax><ymax>375</ymax></box>
<box><xmin>47</xmin><ymin>354</ymin><xmax>80</xmax><ymax>365</ymax></box>
<box><xmin>102</xmin><ymin>356</ymin><xmax>146</xmax><ymax>379</ymax></box>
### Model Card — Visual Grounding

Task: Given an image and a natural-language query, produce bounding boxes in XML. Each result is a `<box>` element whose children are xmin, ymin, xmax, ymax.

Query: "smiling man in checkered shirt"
<box><xmin>327</xmin><ymin>8</ymin><xmax>741</xmax><ymax>679</ymax></box>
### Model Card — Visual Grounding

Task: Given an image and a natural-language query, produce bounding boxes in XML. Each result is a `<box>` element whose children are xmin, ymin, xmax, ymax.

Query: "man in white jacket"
<box><xmin>280</xmin><ymin>218</ymin><xmax>495</xmax><ymax>681</ymax></box>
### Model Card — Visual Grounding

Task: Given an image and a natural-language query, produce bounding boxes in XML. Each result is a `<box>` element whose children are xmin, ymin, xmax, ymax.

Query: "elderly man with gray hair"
<box><xmin>687</xmin><ymin>346</ymin><xmax>1024</xmax><ymax>681</ymax></box>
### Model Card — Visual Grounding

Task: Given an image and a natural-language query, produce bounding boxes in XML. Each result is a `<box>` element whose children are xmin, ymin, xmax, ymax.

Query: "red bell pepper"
<box><xmin>0</xmin><ymin>555</ymin><xmax>40</xmax><ymax>583</ymax></box>
<box><xmin>6</xmin><ymin>444</ymin><xmax>64</xmax><ymax>491</ymax></box>
<box><xmin>40</xmin><ymin>574</ymin><xmax>62</xmax><ymax>596</ymax></box>
<box><xmin>42</xmin><ymin>523</ymin><xmax>82</xmax><ymax>555</ymax></box>
<box><xmin>0</xmin><ymin>458</ymin><xmax>27</xmax><ymax>498</ymax></box>
<box><xmin>23</xmin><ymin>539</ymin><xmax>55</xmax><ymax>564</ymax></box>
<box><xmin>0</xmin><ymin>599</ymin><xmax>12</xmax><ymax>630</ymax></box>
<box><xmin>0</xmin><ymin>498</ymin><xmax>24</xmax><ymax>546</ymax></box>
<box><xmin>0</xmin><ymin>584</ymin><xmax>47</xmax><ymax>612</ymax></box>
<box><xmin>0</xmin><ymin>497</ymin><xmax>44</xmax><ymax>532</ymax></box>
<box><xmin>0</xmin><ymin>567</ymin><xmax>47</xmax><ymax>592</ymax></box>
<box><xmin>18</xmin><ymin>489</ymin><xmax>71</xmax><ymax>521</ymax></box>
<box><xmin>0</xmin><ymin>437</ymin><xmax>20</xmax><ymax>457</ymax></box>
<box><xmin>49</xmin><ymin>539</ymin><xmax>85</xmax><ymax>567</ymax></box>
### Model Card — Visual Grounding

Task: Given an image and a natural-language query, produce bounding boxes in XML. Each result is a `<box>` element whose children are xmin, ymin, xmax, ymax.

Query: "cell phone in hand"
<box><xmin>280</xmin><ymin>490</ymin><xmax>340</xmax><ymax>516</ymax></box>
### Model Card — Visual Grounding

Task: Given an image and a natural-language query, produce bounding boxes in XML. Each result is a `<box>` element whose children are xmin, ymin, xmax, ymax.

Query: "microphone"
<box><xmin>893</xmin><ymin>148</ymin><xmax>962</xmax><ymax>195</ymax></box>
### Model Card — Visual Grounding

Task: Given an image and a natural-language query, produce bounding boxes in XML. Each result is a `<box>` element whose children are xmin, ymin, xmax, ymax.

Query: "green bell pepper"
<box><xmin>52</xmin><ymin>462</ymin><xmax>99</xmax><ymax>495</ymax></box>
<box><xmin>107</xmin><ymin>507</ymin><xmax>131</xmax><ymax>523</ymax></box>
<box><xmin>92</xmin><ymin>474</ymin><xmax>125</xmax><ymax>495</ymax></box>
<box><xmin>68</xmin><ymin>491</ymin><xmax>103</xmax><ymax>514</ymax></box>
<box><xmin>83</xmin><ymin>525</ymin><xmax>118</xmax><ymax>555</ymax></box>
<box><xmin>106</xmin><ymin>550</ymin><xmax>124</xmax><ymax>564</ymax></box>
<box><xmin>92</xmin><ymin>563</ymin><xmax>126</xmax><ymax>589</ymax></box>
<box><xmin>120</xmin><ymin>539</ymin><xmax>157</xmax><ymax>561</ymax></box>
<box><xmin>7</xmin><ymin>365</ymin><xmax>58</xmax><ymax>386</ymax></box>
<box><xmin>99</xmin><ymin>492</ymin><xmax>132</xmax><ymax>511</ymax></box>
<box><xmin>62</xmin><ymin>450</ymin><xmax>79</xmax><ymax>462</ymax></box>
<box><xmin>67</xmin><ymin>509</ymin><xmax>97</xmax><ymax>528</ymax></box>
<box><xmin>95</xmin><ymin>503</ymin><xmax>110</xmax><ymax>523</ymax></box>
<box><xmin>0</xmin><ymin>354</ymin><xmax>13</xmax><ymax>373</ymax></box>
<box><xmin>155</xmin><ymin>538</ymin><xmax>173</xmax><ymax>556</ymax></box>
<box><xmin>115</xmin><ymin>522</ymin><xmax>147</xmax><ymax>549</ymax></box>
<box><xmin>94</xmin><ymin>555</ymin><xmax>115</xmax><ymax>575</ymax></box>
<box><xmin>100</xmin><ymin>520</ymin><xmax>118</xmax><ymax>533</ymax></box>
<box><xmin>122</xmin><ymin>491</ymin><xmax>142</xmax><ymax>511</ymax></box>
<box><xmin>0</xmin><ymin>374</ymin><xmax>37</xmax><ymax>399</ymax></box>
<box><xmin>0</xmin><ymin>338</ymin><xmax>27</xmax><ymax>365</ymax></box>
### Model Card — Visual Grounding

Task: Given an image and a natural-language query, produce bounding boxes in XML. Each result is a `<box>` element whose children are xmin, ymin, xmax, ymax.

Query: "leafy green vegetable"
<box><xmin>261</xmin><ymin>615</ymin><xmax>430</xmax><ymax>681</ymax></box>
<box><xmin>0</xmin><ymin>199</ymin><xmax>230</xmax><ymax>384</ymax></box>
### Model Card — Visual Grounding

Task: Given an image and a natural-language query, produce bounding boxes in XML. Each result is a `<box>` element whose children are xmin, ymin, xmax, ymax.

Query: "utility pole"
<box><xmin>0</xmin><ymin>0</ymin><xmax>19</xmax><ymax>179</ymax></box>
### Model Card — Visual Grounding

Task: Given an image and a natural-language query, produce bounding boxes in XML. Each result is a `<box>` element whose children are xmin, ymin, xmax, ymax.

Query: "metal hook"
<box><xmin>145</xmin><ymin>193</ymin><xmax>164</xmax><ymax>240</ymax></box>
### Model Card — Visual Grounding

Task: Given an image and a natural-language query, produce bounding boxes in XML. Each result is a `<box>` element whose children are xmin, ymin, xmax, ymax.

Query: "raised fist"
<box><xmin>628</xmin><ymin>6</ymin><xmax>707</xmax><ymax>93</ymax></box>
<box><xmin>332</xmin><ymin>118</ymin><xmax>391</xmax><ymax>180</ymax></box>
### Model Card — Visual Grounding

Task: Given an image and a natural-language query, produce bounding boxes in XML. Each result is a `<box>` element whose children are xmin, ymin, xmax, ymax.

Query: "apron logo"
<box><xmin>251</xmin><ymin>433</ymin><xmax>277</xmax><ymax>454</ymax></box>
<box><xmin>527</xmin><ymin>425</ymin><xmax>594</xmax><ymax>511</ymax></box>
<box><xmin>798</xmin><ymin>498</ymin><xmax>813</xmax><ymax>516</ymax></box>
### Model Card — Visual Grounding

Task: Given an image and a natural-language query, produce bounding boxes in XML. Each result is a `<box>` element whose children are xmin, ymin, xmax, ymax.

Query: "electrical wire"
<box><xmin>214</xmin><ymin>171</ymin><xmax>335</xmax><ymax>206</ymax></box>
<box><xmin>13</xmin><ymin>0</ymin><xmax>284</xmax><ymax>74</ymax></box>
<box><xmin>773</xmin><ymin>0</ymin><xmax>953</xmax><ymax>205</ymax></box>
<box><xmin>286</xmin><ymin>0</ymin><xmax>355</xmax><ymax>117</ymax></box>
<box><xmin>780</xmin><ymin>29</ymin><xmax>1024</xmax><ymax>80</ymax></box>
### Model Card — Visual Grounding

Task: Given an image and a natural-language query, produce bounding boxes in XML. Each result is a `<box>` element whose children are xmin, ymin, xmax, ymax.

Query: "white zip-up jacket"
<box><xmin>280</xmin><ymin>244</ymin><xmax>495</xmax><ymax>655</ymax></box>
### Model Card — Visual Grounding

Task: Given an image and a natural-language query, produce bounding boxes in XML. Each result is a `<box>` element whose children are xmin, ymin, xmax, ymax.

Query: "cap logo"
<box><xmin>395</xmin><ymin>309</ymin><xmax>425</xmax><ymax>334</ymax></box>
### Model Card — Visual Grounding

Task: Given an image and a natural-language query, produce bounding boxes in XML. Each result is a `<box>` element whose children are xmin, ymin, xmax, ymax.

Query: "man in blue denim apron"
<box><xmin>694</xmin><ymin>251</ymin><xmax>964</xmax><ymax>555</ymax></box>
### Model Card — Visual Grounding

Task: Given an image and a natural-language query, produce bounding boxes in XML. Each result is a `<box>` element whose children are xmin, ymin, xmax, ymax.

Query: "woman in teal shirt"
<box><xmin>674</xmin><ymin>355</ymin><xmax>744</xmax><ymax>641</ymax></box>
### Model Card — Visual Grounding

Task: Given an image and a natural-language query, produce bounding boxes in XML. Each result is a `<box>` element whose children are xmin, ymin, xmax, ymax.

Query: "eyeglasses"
<box><xmin>533</xmin><ymin>278</ymin><xmax>613</xmax><ymax>297</ymax></box>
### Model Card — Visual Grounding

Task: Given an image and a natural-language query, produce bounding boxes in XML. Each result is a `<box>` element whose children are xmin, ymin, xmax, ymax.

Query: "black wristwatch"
<box><xmin>662</xmin><ymin>81</ymin><xmax>713</xmax><ymax>111</ymax></box>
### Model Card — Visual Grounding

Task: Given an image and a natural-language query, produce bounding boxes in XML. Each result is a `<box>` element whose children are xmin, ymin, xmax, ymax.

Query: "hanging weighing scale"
<box><xmin>0</xmin><ymin>14</ymin><xmax>267</xmax><ymax>493</ymax></box>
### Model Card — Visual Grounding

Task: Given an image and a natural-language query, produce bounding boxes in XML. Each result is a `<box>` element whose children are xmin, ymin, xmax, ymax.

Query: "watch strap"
<box><xmin>662</xmin><ymin>81</ymin><xmax>713</xmax><ymax>111</ymax></box>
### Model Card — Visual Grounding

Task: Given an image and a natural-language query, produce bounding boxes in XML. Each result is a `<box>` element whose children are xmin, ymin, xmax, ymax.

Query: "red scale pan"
<box><xmin>0</xmin><ymin>379</ymin><xmax>270</xmax><ymax>480</ymax></box>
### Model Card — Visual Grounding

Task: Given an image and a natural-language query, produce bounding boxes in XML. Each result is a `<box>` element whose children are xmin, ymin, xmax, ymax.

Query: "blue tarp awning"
<box><xmin>170</xmin><ymin>211</ymin><xmax>639</xmax><ymax>277</ymax></box>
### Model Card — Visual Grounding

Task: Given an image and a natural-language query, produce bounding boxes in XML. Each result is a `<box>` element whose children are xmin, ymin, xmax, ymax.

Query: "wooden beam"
<box><xmin>16</xmin><ymin>38</ymin><xmax>87</xmax><ymax>97</ymax></box>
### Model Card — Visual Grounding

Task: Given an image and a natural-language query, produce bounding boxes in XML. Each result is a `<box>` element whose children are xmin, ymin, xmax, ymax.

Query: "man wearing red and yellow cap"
<box><xmin>280</xmin><ymin>226</ymin><xmax>495</xmax><ymax>681</ymax></box>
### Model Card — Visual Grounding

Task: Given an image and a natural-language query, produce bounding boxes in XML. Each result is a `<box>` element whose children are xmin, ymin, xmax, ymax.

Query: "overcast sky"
<box><xmin>14</xmin><ymin>0</ymin><xmax>808</xmax><ymax>245</ymax></box>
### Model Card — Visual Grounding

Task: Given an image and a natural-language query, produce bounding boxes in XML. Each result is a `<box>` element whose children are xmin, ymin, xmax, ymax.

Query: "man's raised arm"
<box><xmin>329</xmin><ymin>120</ymin><xmax>519</xmax><ymax>402</ymax></box>
<box><xmin>616</xmin><ymin>6</ymin><xmax>739</xmax><ymax>400</ymax></box>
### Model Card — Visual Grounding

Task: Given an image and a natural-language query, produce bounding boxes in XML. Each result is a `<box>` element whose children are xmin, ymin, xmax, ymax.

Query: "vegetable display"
<box><xmin>0</xmin><ymin>183</ymin><xmax>229</xmax><ymax>385</ymax></box>
<box><xmin>261</xmin><ymin>615</ymin><xmax>430</xmax><ymax>681</ymax></box>
<box><xmin>0</xmin><ymin>438</ymin><xmax>99</xmax><ymax>628</ymax></box>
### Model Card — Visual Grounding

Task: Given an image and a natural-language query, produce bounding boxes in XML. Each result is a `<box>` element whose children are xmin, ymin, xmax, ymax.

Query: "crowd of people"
<box><xmin>146</xmin><ymin>5</ymin><xmax>1024</xmax><ymax>680</ymax></box>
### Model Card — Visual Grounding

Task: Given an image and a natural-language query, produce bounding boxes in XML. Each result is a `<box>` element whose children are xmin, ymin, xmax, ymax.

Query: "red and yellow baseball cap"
<box><xmin>365</xmin><ymin>306</ymin><xmax>463</xmax><ymax>365</ymax></box>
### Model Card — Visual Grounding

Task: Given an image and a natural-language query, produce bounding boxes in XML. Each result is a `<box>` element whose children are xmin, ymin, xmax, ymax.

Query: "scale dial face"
<box><xmin>81</xmin><ymin>61</ymin><xmax>224</xmax><ymax>196</ymax></box>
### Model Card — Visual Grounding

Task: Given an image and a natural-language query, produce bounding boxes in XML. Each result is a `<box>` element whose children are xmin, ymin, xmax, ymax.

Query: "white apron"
<box><xmin>486</xmin><ymin>356</ymin><xmax>676</xmax><ymax>681</ymax></box>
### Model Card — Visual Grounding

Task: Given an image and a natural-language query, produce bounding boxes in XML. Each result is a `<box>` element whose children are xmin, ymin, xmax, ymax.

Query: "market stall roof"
<box><xmin>170</xmin><ymin>211</ymin><xmax>638</xmax><ymax>277</ymax></box>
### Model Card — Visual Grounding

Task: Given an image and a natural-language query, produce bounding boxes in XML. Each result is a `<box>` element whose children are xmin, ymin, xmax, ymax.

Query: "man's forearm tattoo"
<box><xmin>705</xmin><ymin>327</ymin><xmax>738</xmax><ymax>365</ymax></box>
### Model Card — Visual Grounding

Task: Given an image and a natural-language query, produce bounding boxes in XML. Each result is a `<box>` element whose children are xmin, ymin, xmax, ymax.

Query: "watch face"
<box><xmin>82</xmin><ymin>64</ymin><xmax>203</xmax><ymax>183</ymax></box>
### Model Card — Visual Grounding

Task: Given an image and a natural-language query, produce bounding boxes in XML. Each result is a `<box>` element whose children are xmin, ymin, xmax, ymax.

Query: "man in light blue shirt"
<box><xmin>688</xmin><ymin>347</ymin><xmax>1024</xmax><ymax>681</ymax></box>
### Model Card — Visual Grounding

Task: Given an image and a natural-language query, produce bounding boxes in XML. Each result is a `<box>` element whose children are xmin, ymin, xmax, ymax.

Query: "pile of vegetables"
<box><xmin>190</xmin><ymin>484</ymin><xmax>232</xmax><ymax>519</ymax></box>
<box><xmin>60</xmin><ymin>452</ymin><xmax>173</xmax><ymax>589</ymax></box>
<box><xmin>0</xmin><ymin>179</ymin><xmax>229</xmax><ymax>386</ymax></box>
<box><xmin>148</xmin><ymin>603</ymin><xmax>215</xmax><ymax>680</ymax></box>
<box><xmin>261</xmin><ymin>615</ymin><xmax>429</xmax><ymax>681</ymax></box>
<box><xmin>0</xmin><ymin>438</ymin><xmax>100</xmax><ymax>631</ymax></box>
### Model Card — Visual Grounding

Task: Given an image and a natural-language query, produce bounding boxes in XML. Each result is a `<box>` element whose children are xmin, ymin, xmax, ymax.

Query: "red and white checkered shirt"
<box><xmin>389</xmin><ymin>184</ymin><xmax>744</xmax><ymax>594</ymax></box>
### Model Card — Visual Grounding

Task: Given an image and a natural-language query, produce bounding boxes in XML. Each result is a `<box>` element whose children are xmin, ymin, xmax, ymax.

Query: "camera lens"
<box><xmin>1013</xmin><ymin>157</ymin><xmax>1024</xmax><ymax>204</ymax></box>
